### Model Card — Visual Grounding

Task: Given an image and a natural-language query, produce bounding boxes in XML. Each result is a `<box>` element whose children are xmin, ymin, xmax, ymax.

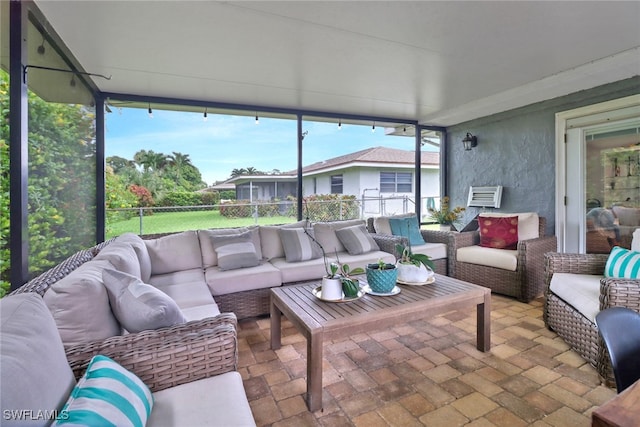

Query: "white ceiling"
<box><xmin>31</xmin><ymin>1</ymin><xmax>640</xmax><ymax>126</ymax></box>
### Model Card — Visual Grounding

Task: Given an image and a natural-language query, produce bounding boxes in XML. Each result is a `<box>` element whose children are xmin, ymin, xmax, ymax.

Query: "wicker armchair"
<box><xmin>449</xmin><ymin>216</ymin><xmax>557</xmax><ymax>302</ymax></box>
<box><xmin>543</xmin><ymin>252</ymin><xmax>640</xmax><ymax>385</ymax></box>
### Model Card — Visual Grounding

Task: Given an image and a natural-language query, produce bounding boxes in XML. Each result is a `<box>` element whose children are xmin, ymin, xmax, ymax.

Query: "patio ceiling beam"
<box><xmin>99</xmin><ymin>92</ymin><xmax>420</xmax><ymax>129</ymax></box>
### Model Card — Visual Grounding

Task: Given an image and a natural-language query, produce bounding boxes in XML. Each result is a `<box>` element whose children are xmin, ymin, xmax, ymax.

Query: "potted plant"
<box><xmin>337</xmin><ymin>262</ymin><xmax>364</xmax><ymax>297</ymax></box>
<box><xmin>304</xmin><ymin>229</ymin><xmax>359</xmax><ymax>300</ymax></box>
<box><xmin>321</xmin><ymin>261</ymin><xmax>344</xmax><ymax>300</ymax></box>
<box><xmin>427</xmin><ymin>196</ymin><xmax>465</xmax><ymax>231</ymax></box>
<box><xmin>395</xmin><ymin>243</ymin><xmax>435</xmax><ymax>283</ymax></box>
<box><xmin>365</xmin><ymin>259</ymin><xmax>397</xmax><ymax>293</ymax></box>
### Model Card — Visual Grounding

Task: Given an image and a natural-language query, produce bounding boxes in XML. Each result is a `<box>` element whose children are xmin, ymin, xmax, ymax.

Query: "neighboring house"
<box><xmin>225</xmin><ymin>146</ymin><xmax>440</xmax><ymax>217</ymax></box>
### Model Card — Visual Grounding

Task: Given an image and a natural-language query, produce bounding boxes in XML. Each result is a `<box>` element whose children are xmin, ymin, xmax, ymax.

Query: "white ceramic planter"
<box><xmin>321</xmin><ymin>277</ymin><xmax>343</xmax><ymax>300</ymax></box>
<box><xmin>396</xmin><ymin>262</ymin><xmax>434</xmax><ymax>283</ymax></box>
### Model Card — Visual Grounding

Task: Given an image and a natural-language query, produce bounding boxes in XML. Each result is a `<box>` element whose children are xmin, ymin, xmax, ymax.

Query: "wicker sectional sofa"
<box><xmin>3</xmin><ymin>218</ymin><xmax>400</xmax><ymax>425</ymax></box>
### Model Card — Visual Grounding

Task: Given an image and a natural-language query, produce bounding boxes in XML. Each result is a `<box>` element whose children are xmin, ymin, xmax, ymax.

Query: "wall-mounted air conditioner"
<box><xmin>467</xmin><ymin>186</ymin><xmax>503</xmax><ymax>208</ymax></box>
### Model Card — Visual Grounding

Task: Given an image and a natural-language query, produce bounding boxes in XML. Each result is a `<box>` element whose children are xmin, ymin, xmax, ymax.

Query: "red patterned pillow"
<box><xmin>479</xmin><ymin>216</ymin><xmax>519</xmax><ymax>249</ymax></box>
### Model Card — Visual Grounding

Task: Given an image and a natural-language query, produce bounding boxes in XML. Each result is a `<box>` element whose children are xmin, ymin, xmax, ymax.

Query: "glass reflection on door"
<box><xmin>585</xmin><ymin>124</ymin><xmax>640</xmax><ymax>254</ymax></box>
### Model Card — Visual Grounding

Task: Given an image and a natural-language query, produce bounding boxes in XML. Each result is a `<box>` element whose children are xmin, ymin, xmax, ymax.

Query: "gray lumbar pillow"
<box><xmin>102</xmin><ymin>268</ymin><xmax>187</xmax><ymax>333</ymax></box>
<box><xmin>210</xmin><ymin>230</ymin><xmax>260</xmax><ymax>271</ymax></box>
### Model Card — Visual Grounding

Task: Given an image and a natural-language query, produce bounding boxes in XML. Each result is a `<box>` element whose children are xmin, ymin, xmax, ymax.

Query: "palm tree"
<box><xmin>134</xmin><ymin>150</ymin><xmax>168</xmax><ymax>172</ymax></box>
<box><xmin>230</xmin><ymin>168</ymin><xmax>247</xmax><ymax>178</ymax></box>
<box><xmin>168</xmin><ymin>152</ymin><xmax>193</xmax><ymax>181</ymax></box>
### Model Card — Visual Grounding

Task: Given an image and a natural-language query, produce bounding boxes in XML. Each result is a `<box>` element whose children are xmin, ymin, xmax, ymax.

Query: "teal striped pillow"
<box><xmin>55</xmin><ymin>355</ymin><xmax>153</xmax><ymax>427</ymax></box>
<box><xmin>605</xmin><ymin>246</ymin><xmax>640</xmax><ymax>279</ymax></box>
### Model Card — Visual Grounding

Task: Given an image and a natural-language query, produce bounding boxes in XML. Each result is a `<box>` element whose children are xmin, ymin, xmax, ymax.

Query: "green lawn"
<box><xmin>107</xmin><ymin>210</ymin><xmax>297</xmax><ymax>238</ymax></box>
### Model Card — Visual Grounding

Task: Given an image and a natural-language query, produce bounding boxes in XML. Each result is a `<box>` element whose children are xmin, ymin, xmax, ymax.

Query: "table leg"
<box><xmin>270</xmin><ymin>300</ymin><xmax>282</xmax><ymax>350</ymax></box>
<box><xmin>306</xmin><ymin>330</ymin><xmax>324</xmax><ymax>412</ymax></box>
<box><xmin>476</xmin><ymin>292</ymin><xmax>491</xmax><ymax>352</ymax></box>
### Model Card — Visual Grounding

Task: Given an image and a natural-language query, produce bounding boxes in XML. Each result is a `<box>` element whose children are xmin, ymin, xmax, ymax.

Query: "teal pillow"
<box><xmin>389</xmin><ymin>216</ymin><xmax>425</xmax><ymax>246</ymax></box>
<box><xmin>55</xmin><ymin>355</ymin><xmax>153</xmax><ymax>427</ymax></box>
<box><xmin>605</xmin><ymin>246</ymin><xmax>640</xmax><ymax>279</ymax></box>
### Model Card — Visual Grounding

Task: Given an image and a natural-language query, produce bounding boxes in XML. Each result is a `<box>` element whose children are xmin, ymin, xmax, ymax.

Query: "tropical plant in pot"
<box><xmin>305</xmin><ymin>228</ymin><xmax>364</xmax><ymax>300</ymax></box>
<box><xmin>395</xmin><ymin>243</ymin><xmax>435</xmax><ymax>284</ymax></box>
<box><xmin>337</xmin><ymin>262</ymin><xmax>365</xmax><ymax>298</ymax></box>
<box><xmin>365</xmin><ymin>259</ymin><xmax>398</xmax><ymax>293</ymax></box>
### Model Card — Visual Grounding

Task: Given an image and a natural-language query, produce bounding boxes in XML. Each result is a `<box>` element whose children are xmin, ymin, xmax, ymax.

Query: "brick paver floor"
<box><xmin>238</xmin><ymin>294</ymin><xmax>615</xmax><ymax>426</ymax></box>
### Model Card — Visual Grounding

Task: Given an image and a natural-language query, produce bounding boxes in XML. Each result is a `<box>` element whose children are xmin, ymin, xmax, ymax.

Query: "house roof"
<box><xmin>301</xmin><ymin>146</ymin><xmax>438</xmax><ymax>174</ymax></box>
<box><xmin>17</xmin><ymin>2</ymin><xmax>640</xmax><ymax>126</ymax></box>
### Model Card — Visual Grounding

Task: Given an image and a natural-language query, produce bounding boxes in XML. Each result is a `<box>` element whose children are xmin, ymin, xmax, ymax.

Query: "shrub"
<box><xmin>291</xmin><ymin>194</ymin><xmax>360</xmax><ymax>221</ymax></box>
<box><xmin>129</xmin><ymin>184</ymin><xmax>154</xmax><ymax>207</ymax></box>
<box><xmin>157</xmin><ymin>191</ymin><xmax>202</xmax><ymax>207</ymax></box>
<box><xmin>200</xmin><ymin>191</ymin><xmax>219</xmax><ymax>206</ymax></box>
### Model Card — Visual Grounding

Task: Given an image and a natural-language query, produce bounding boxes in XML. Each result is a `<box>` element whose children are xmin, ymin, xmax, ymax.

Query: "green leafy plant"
<box><xmin>367</xmin><ymin>259</ymin><xmax>396</xmax><ymax>270</ymax></box>
<box><xmin>396</xmin><ymin>243</ymin><xmax>435</xmax><ymax>270</ymax></box>
<box><xmin>427</xmin><ymin>196</ymin><xmax>465</xmax><ymax>225</ymax></box>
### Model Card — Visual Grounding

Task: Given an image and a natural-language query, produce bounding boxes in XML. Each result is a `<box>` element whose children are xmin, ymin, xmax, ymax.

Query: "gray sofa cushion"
<box><xmin>94</xmin><ymin>241</ymin><xmax>142</xmax><ymax>279</ymax></box>
<box><xmin>145</xmin><ymin>231</ymin><xmax>202</xmax><ymax>275</ymax></box>
<box><xmin>258</xmin><ymin>220</ymin><xmax>308</xmax><ymax>260</ymax></box>
<box><xmin>116</xmin><ymin>233</ymin><xmax>153</xmax><ymax>282</ymax></box>
<box><xmin>205</xmin><ymin>262</ymin><xmax>282</xmax><ymax>295</ymax></box>
<box><xmin>313</xmin><ymin>219</ymin><xmax>365</xmax><ymax>254</ymax></box>
<box><xmin>210</xmin><ymin>231</ymin><xmax>260</xmax><ymax>271</ymax></box>
<box><xmin>43</xmin><ymin>259</ymin><xmax>122</xmax><ymax>346</ymax></box>
<box><xmin>1</xmin><ymin>294</ymin><xmax>76</xmax><ymax>421</ymax></box>
<box><xmin>199</xmin><ymin>226</ymin><xmax>262</xmax><ymax>268</ymax></box>
<box><xmin>102</xmin><ymin>269</ymin><xmax>187</xmax><ymax>333</ymax></box>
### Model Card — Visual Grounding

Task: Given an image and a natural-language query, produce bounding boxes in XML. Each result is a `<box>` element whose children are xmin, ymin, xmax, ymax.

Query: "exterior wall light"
<box><xmin>462</xmin><ymin>132</ymin><xmax>478</xmax><ymax>151</ymax></box>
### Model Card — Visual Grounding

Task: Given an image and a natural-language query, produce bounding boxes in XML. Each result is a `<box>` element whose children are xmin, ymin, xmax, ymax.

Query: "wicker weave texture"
<box><xmin>543</xmin><ymin>251</ymin><xmax>640</xmax><ymax>386</ymax></box>
<box><xmin>65</xmin><ymin>314</ymin><xmax>238</xmax><ymax>393</ymax></box>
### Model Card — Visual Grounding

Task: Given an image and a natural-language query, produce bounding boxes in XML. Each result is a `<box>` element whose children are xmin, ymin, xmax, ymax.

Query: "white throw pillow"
<box><xmin>102</xmin><ymin>269</ymin><xmax>187</xmax><ymax>333</ymax></box>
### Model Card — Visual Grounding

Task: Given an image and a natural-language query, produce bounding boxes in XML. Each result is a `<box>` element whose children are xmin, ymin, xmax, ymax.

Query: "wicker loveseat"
<box><xmin>544</xmin><ymin>251</ymin><xmax>640</xmax><ymax>385</ymax></box>
<box><xmin>448</xmin><ymin>213</ymin><xmax>557</xmax><ymax>302</ymax></box>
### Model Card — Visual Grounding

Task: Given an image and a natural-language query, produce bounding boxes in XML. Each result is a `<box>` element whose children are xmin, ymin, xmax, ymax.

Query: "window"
<box><xmin>330</xmin><ymin>175</ymin><xmax>343</xmax><ymax>194</ymax></box>
<box><xmin>380</xmin><ymin>172</ymin><xmax>412</xmax><ymax>193</ymax></box>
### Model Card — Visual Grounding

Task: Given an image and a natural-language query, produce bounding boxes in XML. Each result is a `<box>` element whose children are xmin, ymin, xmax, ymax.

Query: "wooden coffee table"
<box><xmin>270</xmin><ymin>274</ymin><xmax>491</xmax><ymax>411</ymax></box>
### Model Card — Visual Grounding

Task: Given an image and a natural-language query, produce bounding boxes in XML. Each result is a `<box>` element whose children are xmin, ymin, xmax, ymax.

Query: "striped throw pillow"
<box><xmin>605</xmin><ymin>246</ymin><xmax>640</xmax><ymax>279</ymax></box>
<box><xmin>55</xmin><ymin>355</ymin><xmax>153</xmax><ymax>427</ymax></box>
<box><xmin>279</xmin><ymin>228</ymin><xmax>323</xmax><ymax>262</ymax></box>
<box><xmin>335</xmin><ymin>224</ymin><xmax>380</xmax><ymax>255</ymax></box>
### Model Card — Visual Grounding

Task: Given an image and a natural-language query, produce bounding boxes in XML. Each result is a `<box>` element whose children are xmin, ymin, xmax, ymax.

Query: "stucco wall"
<box><xmin>445</xmin><ymin>76</ymin><xmax>640</xmax><ymax>235</ymax></box>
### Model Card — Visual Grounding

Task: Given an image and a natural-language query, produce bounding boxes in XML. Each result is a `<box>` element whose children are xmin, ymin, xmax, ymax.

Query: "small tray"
<box><xmin>312</xmin><ymin>286</ymin><xmax>365</xmax><ymax>303</ymax></box>
<box><xmin>363</xmin><ymin>285</ymin><xmax>401</xmax><ymax>296</ymax></box>
<box><xmin>397</xmin><ymin>276</ymin><xmax>436</xmax><ymax>286</ymax></box>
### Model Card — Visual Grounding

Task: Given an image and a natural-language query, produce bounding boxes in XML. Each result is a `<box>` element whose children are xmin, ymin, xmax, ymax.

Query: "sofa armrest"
<box><xmin>65</xmin><ymin>313</ymin><xmax>238</xmax><ymax>393</ymax></box>
<box><xmin>518</xmin><ymin>235</ymin><xmax>558</xmax><ymax>301</ymax></box>
<box><xmin>600</xmin><ymin>278</ymin><xmax>640</xmax><ymax>312</ymax></box>
<box><xmin>420</xmin><ymin>229</ymin><xmax>450</xmax><ymax>244</ymax></box>
<box><xmin>371</xmin><ymin>233</ymin><xmax>405</xmax><ymax>257</ymax></box>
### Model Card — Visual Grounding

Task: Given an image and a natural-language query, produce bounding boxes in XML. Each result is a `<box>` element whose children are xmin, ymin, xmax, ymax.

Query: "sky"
<box><xmin>105</xmin><ymin>108</ymin><xmax>437</xmax><ymax>186</ymax></box>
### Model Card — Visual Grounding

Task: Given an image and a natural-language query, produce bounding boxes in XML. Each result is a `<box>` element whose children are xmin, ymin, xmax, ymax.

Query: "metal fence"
<box><xmin>106</xmin><ymin>195</ymin><xmax>441</xmax><ymax>236</ymax></box>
